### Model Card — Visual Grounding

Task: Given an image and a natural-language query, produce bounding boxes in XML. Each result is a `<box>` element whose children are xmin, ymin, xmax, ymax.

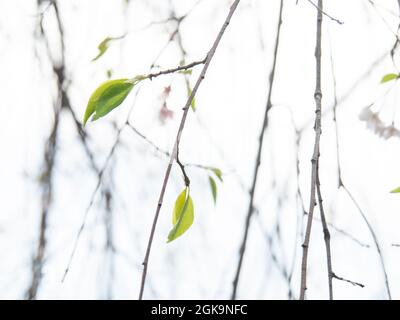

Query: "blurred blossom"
<box><xmin>359</xmin><ymin>106</ymin><xmax>400</xmax><ymax>139</ymax></box>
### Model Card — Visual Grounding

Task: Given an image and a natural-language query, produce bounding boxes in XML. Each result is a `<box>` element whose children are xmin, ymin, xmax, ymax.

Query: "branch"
<box><xmin>230</xmin><ymin>0</ymin><xmax>284</xmax><ymax>300</ymax></box>
<box><xmin>306</xmin><ymin>0</ymin><xmax>343</xmax><ymax>25</ymax></box>
<box><xmin>61</xmin><ymin>23</ymin><xmax>184</xmax><ymax>281</ymax></box>
<box><xmin>299</xmin><ymin>49</ymin><xmax>388</xmax><ymax>132</ymax></box>
<box><xmin>299</xmin><ymin>0</ymin><xmax>323</xmax><ymax>300</ymax></box>
<box><xmin>138</xmin><ymin>0</ymin><xmax>242</xmax><ymax>300</ymax></box>
<box><xmin>61</xmin><ymin>126</ymin><xmax>123</xmax><ymax>282</ymax></box>
<box><xmin>341</xmin><ymin>185</ymin><xmax>392</xmax><ymax>299</ymax></box>
<box><xmin>316</xmin><ymin>163</ymin><xmax>333</xmax><ymax>299</ymax></box>
<box><xmin>329</xmin><ymin>33</ymin><xmax>392</xmax><ymax>300</ymax></box>
<box><xmin>147</xmin><ymin>59</ymin><xmax>206</xmax><ymax>80</ymax></box>
<box><xmin>27</xmin><ymin>0</ymin><xmax>63</xmax><ymax>299</ymax></box>
<box><xmin>332</xmin><ymin>272</ymin><xmax>364</xmax><ymax>289</ymax></box>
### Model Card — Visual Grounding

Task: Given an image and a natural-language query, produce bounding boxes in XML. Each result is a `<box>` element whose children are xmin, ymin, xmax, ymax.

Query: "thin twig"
<box><xmin>255</xmin><ymin>213</ymin><xmax>296</xmax><ymax>298</ymax></box>
<box><xmin>61</xmin><ymin>126</ymin><xmax>123</xmax><ymax>282</ymax></box>
<box><xmin>127</xmin><ymin>123</ymin><xmax>171</xmax><ymax>158</ymax></box>
<box><xmin>230</xmin><ymin>0</ymin><xmax>284</xmax><ymax>300</ymax></box>
<box><xmin>147</xmin><ymin>59</ymin><xmax>206</xmax><ymax>80</ymax></box>
<box><xmin>299</xmin><ymin>0</ymin><xmax>323</xmax><ymax>300</ymax></box>
<box><xmin>324</xmin><ymin>220</ymin><xmax>370</xmax><ymax>248</ymax></box>
<box><xmin>329</xmin><ymin>34</ymin><xmax>392</xmax><ymax>300</ymax></box>
<box><xmin>316</xmin><ymin>163</ymin><xmax>333</xmax><ymax>299</ymax></box>
<box><xmin>341</xmin><ymin>185</ymin><xmax>392</xmax><ymax>299</ymax></box>
<box><xmin>332</xmin><ymin>272</ymin><xmax>364</xmax><ymax>288</ymax></box>
<box><xmin>138</xmin><ymin>0</ymin><xmax>242</xmax><ymax>300</ymax></box>
<box><xmin>306</xmin><ymin>0</ymin><xmax>343</xmax><ymax>25</ymax></box>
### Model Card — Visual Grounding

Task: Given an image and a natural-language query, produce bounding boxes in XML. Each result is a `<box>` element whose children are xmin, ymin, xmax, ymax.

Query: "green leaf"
<box><xmin>209</xmin><ymin>176</ymin><xmax>217</xmax><ymax>205</ymax></box>
<box><xmin>84</xmin><ymin>77</ymin><xmax>143</xmax><ymax>125</ymax></box>
<box><xmin>167</xmin><ymin>188</ymin><xmax>194</xmax><ymax>243</ymax></box>
<box><xmin>381</xmin><ymin>73</ymin><xmax>399</xmax><ymax>84</ymax></box>
<box><xmin>390</xmin><ymin>186</ymin><xmax>400</xmax><ymax>193</ymax></box>
<box><xmin>210</xmin><ymin>168</ymin><xmax>223</xmax><ymax>182</ymax></box>
<box><xmin>92</xmin><ymin>35</ymin><xmax>125</xmax><ymax>62</ymax></box>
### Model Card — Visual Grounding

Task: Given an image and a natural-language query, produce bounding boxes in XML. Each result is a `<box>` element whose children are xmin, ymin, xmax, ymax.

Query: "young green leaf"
<box><xmin>390</xmin><ymin>186</ymin><xmax>400</xmax><ymax>193</ymax></box>
<box><xmin>92</xmin><ymin>35</ymin><xmax>125</xmax><ymax>62</ymax></box>
<box><xmin>210</xmin><ymin>167</ymin><xmax>223</xmax><ymax>182</ymax></box>
<box><xmin>381</xmin><ymin>73</ymin><xmax>399</xmax><ymax>84</ymax></box>
<box><xmin>167</xmin><ymin>188</ymin><xmax>194</xmax><ymax>243</ymax></box>
<box><xmin>83</xmin><ymin>77</ymin><xmax>143</xmax><ymax>125</ymax></box>
<box><xmin>209</xmin><ymin>176</ymin><xmax>217</xmax><ymax>205</ymax></box>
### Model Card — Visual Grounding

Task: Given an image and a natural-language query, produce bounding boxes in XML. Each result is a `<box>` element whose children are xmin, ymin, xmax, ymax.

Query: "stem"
<box><xmin>316</xmin><ymin>163</ymin><xmax>333</xmax><ymax>299</ymax></box>
<box><xmin>138</xmin><ymin>0</ymin><xmax>242</xmax><ymax>300</ymax></box>
<box><xmin>299</xmin><ymin>0</ymin><xmax>323</xmax><ymax>300</ymax></box>
<box><xmin>146</xmin><ymin>59</ymin><xmax>206</xmax><ymax>80</ymax></box>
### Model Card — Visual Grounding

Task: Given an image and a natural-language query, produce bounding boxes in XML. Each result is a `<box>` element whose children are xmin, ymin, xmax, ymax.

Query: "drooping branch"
<box><xmin>329</xmin><ymin>36</ymin><xmax>389</xmax><ymax>299</ymax></box>
<box><xmin>299</xmin><ymin>0</ymin><xmax>323</xmax><ymax>300</ymax></box>
<box><xmin>27</xmin><ymin>0</ymin><xmax>64</xmax><ymax>300</ymax></box>
<box><xmin>316</xmin><ymin>163</ymin><xmax>333</xmax><ymax>299</ymax></box>
<box><xmin>306</xmin><ymin>0</ymin><xmax>343</xmax><ymax>25</ymax></box>
<box><xmin>230</xmin><ymin>0</ymin><xmax>284</xmax><ymax>300</ymax></box>
<box><xmin>138</xmin><ymin>0</ymin><xmax>242</xmax><ymax>300</ymax></box>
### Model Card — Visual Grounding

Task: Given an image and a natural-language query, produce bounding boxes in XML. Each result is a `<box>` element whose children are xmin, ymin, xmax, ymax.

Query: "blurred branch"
<box><xmin>316</xmin><ymin>162</ymin><xmax>333</xmax><ymax>299</ymax></box>
<box><xmin>27</xmin><ymin>0</ymin><xmax>64</xmax><ymax>300</ymax></box>
<box><xmin>329</xmin><ymin>31</ymin><xmax>391</xmax><ymax>299</ymax></box>
<box><xmin>255</xmin><ymin>213</ymin><xmax>296</xmax><ymax>299</ymax></box>
<box><xmin>231</xmin><ymin>0</ymin><xmax>284</xmax><ymax>300</ymax></box>
<box><xmin>62</xmin><ymin>126</ymin><xmax>124</xmax><ymax>282</ymax></box>
<box><xmin>306</xmin><ymin>0</ymin><xmax>343</xmax><ymax>24</ymax></box>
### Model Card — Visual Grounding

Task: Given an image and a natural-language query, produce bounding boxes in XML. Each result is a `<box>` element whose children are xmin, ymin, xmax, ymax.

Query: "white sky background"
<box><xmin>1</xmin><ymin>0</ymin><xmax>400</xmax><ymax>299</ymax></box>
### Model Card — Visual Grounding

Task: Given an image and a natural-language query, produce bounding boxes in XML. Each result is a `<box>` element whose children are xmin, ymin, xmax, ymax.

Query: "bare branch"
<box><xmin>316</xmin><ymin>163</ymin><xmax>333</xmax><ymax>299</ymax></box>
<box><xmin>138</xmin><ymin>0</ymin><xmax>242</xmax><ymax>300</ymax></box>
<box><xmin>329</xmin><ymin>32</ymin><xmax>392</xmax><ymax>300</ymax></box>
<box><xmin>230</xmin><ymin>0</ymin><xmax>284</xmax><ymax>300</ymax></box>
<box><xmin>306</xmin><ymin>0</ymin><xmax>343</xmax><ymax>25</ymax></box>
<box><xmin>147</xmin><ymin>59</ymin><xmax>206</xmax><ymax>80</ymax></box>
<box><xmin>332</xmin><ymin>272</ymin><xmax>365</xmax><ymax>289</ymax></box>
<box><xmin>299</xmin><ymin>0</ymin><xmax>323</xmax><ymax>300</ymax></box>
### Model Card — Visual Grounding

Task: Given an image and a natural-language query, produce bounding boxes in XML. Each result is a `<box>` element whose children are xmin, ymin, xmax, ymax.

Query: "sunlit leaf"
<box><xmin>381</xmin><ymin>73</ymin><xmax>399</xmax><ymax>84</ymax></box>
<box><xmin>92</xmin><ymin>35</ymin><xmax>125</xmax><ymax>62</ymax></box>
<box><xmin>83</xmin><ymin>77</ymin><xmax>144</xmax><ymax>125</ymax></box>
<box><xmin>211</xmin><ymin>167</ymin><xmax>223</xmax><ymax>182</ymax></box>
<box><xmin>209</xmin><ymin>176</ymin><xmax>217</xmax><ymax>205</ymax></box>
<box><xmin>167</xmin><ymin>188</ymin><xmax>194</xmax><ymax>243</ymax></box>
<box><xmin>390</xmin><ymin>186</ymin><xmax>400</xmax><ymax>193</ymax></box>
